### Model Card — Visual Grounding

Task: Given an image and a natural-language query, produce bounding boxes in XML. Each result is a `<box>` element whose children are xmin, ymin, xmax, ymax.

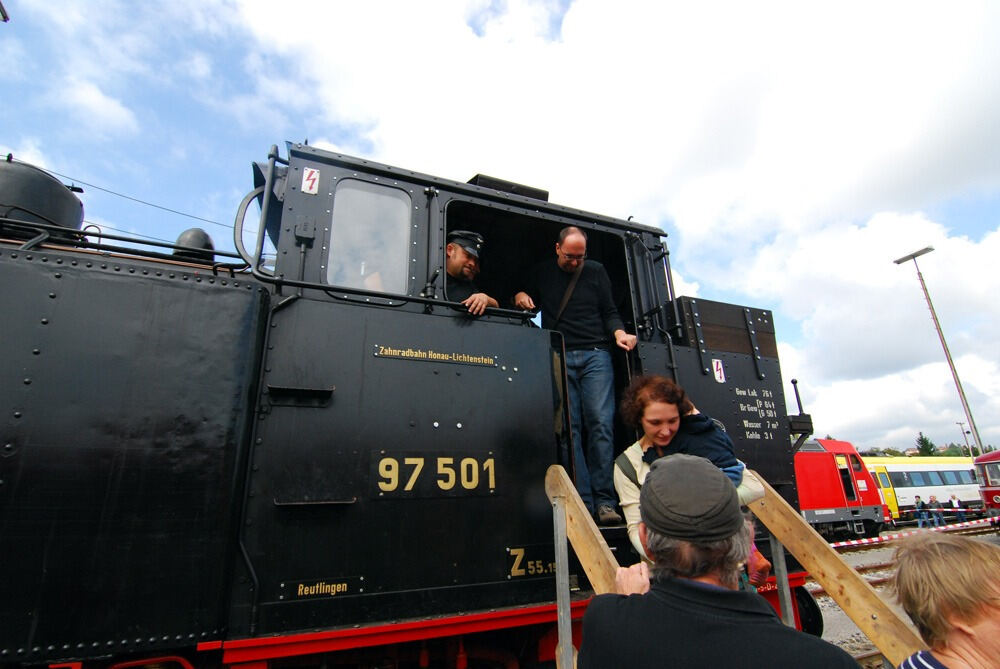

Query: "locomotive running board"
<box><xmin>546</xmin><ymin>464</ymin><xmax>928</xmax><ymax>668</ymax></box>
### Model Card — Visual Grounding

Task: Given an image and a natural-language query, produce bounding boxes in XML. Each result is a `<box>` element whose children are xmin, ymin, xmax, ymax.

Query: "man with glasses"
<box><xmin>514</xmin><ymin>226</ymin><xmax>637</xmax><ymax>525</ymax></box>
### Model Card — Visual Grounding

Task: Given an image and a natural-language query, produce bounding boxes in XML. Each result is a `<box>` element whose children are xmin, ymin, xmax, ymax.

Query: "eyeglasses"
<box><xmin>559</xmin><ymin>251</ymin><xmax>587</xmax><ymax>261</ymax></box>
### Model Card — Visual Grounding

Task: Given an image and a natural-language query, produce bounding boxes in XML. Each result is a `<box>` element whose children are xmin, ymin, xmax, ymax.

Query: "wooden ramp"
<box><xmin>545</xmin><ymin>464</ymin><xmax>926</xmax><ymax>668</ymax></box>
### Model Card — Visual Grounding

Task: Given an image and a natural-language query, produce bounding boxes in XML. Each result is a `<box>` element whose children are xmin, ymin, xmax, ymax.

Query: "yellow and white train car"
<box><xmin>865</xmin><ymin>456</ymin><xmax>980</xmax><ymax>522</ymax></box>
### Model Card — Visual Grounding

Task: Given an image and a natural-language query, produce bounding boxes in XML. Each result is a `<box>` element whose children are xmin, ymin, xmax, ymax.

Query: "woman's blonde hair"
<box><xmin>892</xmin><ymin>532</ymin><xmax>1000</xmax><ymax>649</ymax></box>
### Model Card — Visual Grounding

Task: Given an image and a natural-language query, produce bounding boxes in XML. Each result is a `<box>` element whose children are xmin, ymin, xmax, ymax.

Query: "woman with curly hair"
<box><xmin>614</xmin><ymin>375</ymin><xmax>767</xmax><ymax>583</ymax></box>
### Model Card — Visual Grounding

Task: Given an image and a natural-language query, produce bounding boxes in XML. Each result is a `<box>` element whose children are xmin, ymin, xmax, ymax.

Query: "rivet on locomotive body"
<box><xmin>54</xmin><ymin>272</ymin><xmax>61</xmax><ymax>278</ymax></box>
<box><xmin>457</xmin><ymin>423</ymin><xmax>463</xmax><ymax>429</ymax></box>
<box><xmin>101</xmin><ymin>264</ymin><xmax>107</xmax><ymax>269</ymax></box>
<box><xmin>40</xmin><ymin>318</ymin><xmax>48</xmax><ymax>324</ymax></box>
<box><xmin>23</xmin><ymin>378</ymin><xmax>30</xmax><ymax>385</ymax></box>
<box><xmin>48</xmin><ymin>292</ymin><xmax>56</xmax><ymax>298</ymax></box>
<box><xmin>114</xmin><ymin>266</ymin><xmax>120</xmax><ymax>272</ymax></box>
<box><xmin>433</xmin><ymin>422</ymin><xmax>440</xmax><ymax>428</ymax></box>
<box><xmin>129</xmin><ymin>268</ymin><xmax>135</xmax><ymax>273</ymax></box>
<box><xmin>26</xmin><ymin>254</ymin><xmax>33</xmax><ymax>260</ymax></box>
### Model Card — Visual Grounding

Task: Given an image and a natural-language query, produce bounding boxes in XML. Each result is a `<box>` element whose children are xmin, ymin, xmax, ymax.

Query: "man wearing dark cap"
<box><xmin>445</xmin><ymin>230</ymin><xmax>498</xmax><ymax>316</ymax></box>
<box><xmin>578</xmin><ymin>454</ymin><xmax>856</xmax><ymax>668</ymax></box>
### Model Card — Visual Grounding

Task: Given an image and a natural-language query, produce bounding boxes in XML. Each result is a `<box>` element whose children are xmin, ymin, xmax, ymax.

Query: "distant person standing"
<box><xmin>949</xmin><ymin>494</ymin><xmax>967</xmax><ymax>522</ymax></box>
<box><xmin>929</xmin><ymin>495</ymin><xmax>945</xmax><ymax>527</ymax></box>
<box><xmin>914</xmin><ymin>495</ymin><xmax>928</xmax><ymax>528</ymax></box>
<box><xmin>514</xmin><ymin>226</ymin><xmax>637</xmax><ymax>525</ymax></box>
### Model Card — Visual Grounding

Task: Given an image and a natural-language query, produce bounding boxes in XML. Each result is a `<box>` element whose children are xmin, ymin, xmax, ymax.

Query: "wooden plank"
<box><xmin>544</xmin><ymin>465</ymin><xmax>618</xmax><ymax>594</ymax></box>
<box><xmin>746</xmin><ymin>470</ymin><xmax>926</xmax><ymax>666</ymax></box>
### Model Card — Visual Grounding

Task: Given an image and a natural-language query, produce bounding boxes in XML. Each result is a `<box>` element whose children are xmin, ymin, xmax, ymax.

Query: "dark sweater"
<box><xmin>579</xmin><ymin>577</ymin><xmax>857</xmax><ymax>668</ymax></box>
<box><xmin>643</xmin><ymin>413</ymin><xmax>741</xmax><ymax>471</ymax></box>
<box><xmin>520</xmin><ymin>259</ymin><xmax>624</xmax><ymax>350</ymax></box>
<box><xmin>445</xmin><ymin>273</ymin><xmax>478</xmax><ymax>303</ymax></box>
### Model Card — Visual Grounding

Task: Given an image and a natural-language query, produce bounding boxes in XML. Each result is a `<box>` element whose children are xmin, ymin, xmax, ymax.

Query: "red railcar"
<box><xmin>974</xmin><ymin>450</ymin><xmax>1000</xmax><ymax>515</ymax></box>
<box><xmin>794</xmin><ymin>439</ymin><xmax>888</xmax><ymax>538</ymax></box>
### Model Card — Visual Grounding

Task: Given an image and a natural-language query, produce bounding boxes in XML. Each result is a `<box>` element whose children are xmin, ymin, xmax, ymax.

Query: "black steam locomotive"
<box><xmin>0</xmin><ymin>145</ymin><xmax>807</xmax><ymax>668</ymax></box>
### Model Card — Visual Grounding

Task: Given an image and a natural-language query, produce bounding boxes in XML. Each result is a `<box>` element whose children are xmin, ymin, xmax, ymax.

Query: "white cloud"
<box><xmin>0</xmin><ymin>139</ymin><xmax>51</xmax><ymax>168</ymax></box>
<box><xmin>62</xmin><ymin>81</ymin><xmax>140</xmax><ymax>136</ymax></box>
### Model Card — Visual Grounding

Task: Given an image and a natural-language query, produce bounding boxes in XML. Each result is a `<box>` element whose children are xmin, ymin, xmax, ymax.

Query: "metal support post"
<box><xmin>552</xmin><ymin>494</ymin><xmax>574</xmax><ymax>669</ymax></box>
<box><xmin>767</xmin><ymin>533</ymin><xmax>796</xmax><ymax>627</ymax></box>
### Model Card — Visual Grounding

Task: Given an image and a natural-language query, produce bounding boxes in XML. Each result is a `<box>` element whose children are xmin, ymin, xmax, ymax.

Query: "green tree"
<box><xmin>916</xmin><ymin>432</ymin><xmax>937</xmax><ymax>456</ymax></box>
<box><xmin>884</xmin><ymin>448</ymin><xmax>904</xmax><ymax>457</ymax></box>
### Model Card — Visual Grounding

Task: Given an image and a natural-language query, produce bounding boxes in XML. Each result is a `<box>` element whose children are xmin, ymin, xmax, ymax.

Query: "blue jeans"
<box><xmin>565</xmin><ymin>348</ymin><xmax>616</xmax><ymax>512</ymax></box>
<box><xmin>916</xmin><ymin>511</ymin><xmax>928</xmax><ymax>528</ymax></box>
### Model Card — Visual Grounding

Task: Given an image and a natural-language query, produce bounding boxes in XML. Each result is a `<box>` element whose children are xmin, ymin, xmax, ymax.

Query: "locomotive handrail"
<box><xmin>232</xmin><ymin>184</ymin><xmax>269</xmax><ymax>272</ymax></box>
<box><xmin>0</xmin><ymin>216</ymin><xmax>248</xmax><ymax>275</ymax></box>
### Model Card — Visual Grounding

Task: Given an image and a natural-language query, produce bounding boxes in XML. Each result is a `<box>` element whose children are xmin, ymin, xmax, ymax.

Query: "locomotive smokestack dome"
<box><xmin>0</xmin><ymin>156</ymin><xmax>85</xmax><ymax>230</ymax></box>
<box><xmin>173</xmin><ymin>227</ymin><xmax>215</xmax><ymax>263</ymax></box>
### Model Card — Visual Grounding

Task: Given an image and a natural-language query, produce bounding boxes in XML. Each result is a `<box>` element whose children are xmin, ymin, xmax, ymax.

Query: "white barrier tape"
<box><xmin>829</xmin><ymin>517</ymin><xmax>997</xmax><ymax>549</ymax></box>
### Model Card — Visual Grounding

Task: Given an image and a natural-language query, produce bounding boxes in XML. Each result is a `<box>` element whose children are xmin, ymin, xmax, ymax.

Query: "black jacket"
<box><xmin>579</xmin><ymin>577</ymin><xmax>856</xmax><ymax>668</ymax></box>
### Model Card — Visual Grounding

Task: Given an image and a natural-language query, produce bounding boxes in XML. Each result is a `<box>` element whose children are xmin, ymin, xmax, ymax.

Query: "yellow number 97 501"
<box><xmin>376</xmin><ymin>455</ymin><xmax>496</xmax><ymax>496</ymax></box>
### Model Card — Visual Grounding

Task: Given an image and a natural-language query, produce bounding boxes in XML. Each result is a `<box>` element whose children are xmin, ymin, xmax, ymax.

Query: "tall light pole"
<box><xmin>894</xmin><ymin>246</ymin><xmax>983</xmax><ymax>456</ymax></box>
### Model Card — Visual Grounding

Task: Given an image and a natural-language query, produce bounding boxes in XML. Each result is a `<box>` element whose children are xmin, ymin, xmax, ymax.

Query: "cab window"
<box><xmin>326</xmin><ymin>179</ymin><xmax>412</xmax><ymax>293</ymax></box>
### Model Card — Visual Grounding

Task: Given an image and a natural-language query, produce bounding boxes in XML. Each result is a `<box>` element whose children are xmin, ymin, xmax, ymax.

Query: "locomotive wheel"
<box><xmin>794</xmin><ymin>585</ymin><xmax>824</xmax><ymax>637</ymax></box>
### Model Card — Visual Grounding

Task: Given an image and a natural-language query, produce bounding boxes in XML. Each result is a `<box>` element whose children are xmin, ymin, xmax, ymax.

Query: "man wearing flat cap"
<box><xmin>445</xmin><ymin>230</ymin><xmax>498</xmax><ymax>316</ymax></box>
<box><xmin>578</xmin><ymin>454</ymin><xmax>855</xmax><ymax>668</ymax></box>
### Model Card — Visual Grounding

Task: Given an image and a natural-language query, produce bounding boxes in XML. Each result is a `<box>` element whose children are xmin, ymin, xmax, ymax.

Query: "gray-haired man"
<box><xmin>578</xmin><ymin>454</ymin><xmax>856</xmax><ymax>668</ymax></box>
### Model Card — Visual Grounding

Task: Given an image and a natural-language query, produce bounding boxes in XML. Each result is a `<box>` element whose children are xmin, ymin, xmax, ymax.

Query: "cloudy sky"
<box><xmin>3</xmin><ymin>0</ymin><xmax>998</xmax><ymax>452</ymax></box>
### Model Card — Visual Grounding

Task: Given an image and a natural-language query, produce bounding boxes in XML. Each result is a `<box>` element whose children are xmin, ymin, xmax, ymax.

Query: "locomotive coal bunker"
<box><xmin>0</xmin><ymin>143</ymin><xmax>805</xmax><ymax>668</ymax></box>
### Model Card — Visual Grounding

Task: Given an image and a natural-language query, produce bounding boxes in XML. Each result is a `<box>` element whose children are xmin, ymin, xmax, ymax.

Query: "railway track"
<box><xmin>830</xmin><ymin>518</ymin><xmax>999</xmax><ymax>554</ymax></box>
<box><xmin>807</xmin><ymin>561</ymin><xmax>895</xmax><ymax>597</ymax></box>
